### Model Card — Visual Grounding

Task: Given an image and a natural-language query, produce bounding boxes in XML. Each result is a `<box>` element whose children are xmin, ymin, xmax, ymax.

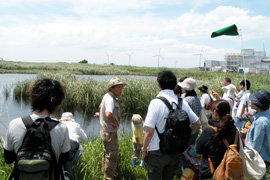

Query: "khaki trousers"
<box><xmin>100</xmin><ymin>129</ymin><xmax>118</xmax><ymax>180</ymax></box>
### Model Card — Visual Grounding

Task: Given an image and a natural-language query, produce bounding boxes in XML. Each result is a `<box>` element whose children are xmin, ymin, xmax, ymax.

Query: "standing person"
<box><xmin>222</xmin><ymin>77</ymin><xmax>236</xmax><ymax>99</ymax></box>
<box><xmin>178</xmin><ymin>77</ymin><xmax>202</xmax><ymax>170</ymax></box>
<box><xmin>232</xmin><ymin>89</ymin><xmax>244</xmax><ymax>120</ymax></box>
<box><xmin>234</xmin><ymin>80</ymin><xmax>251</xmax><ymax>129</ymax></box>
<box><xmin>98</xmin><ymin>77</ymin><xmax>126</xmax><ymax>180</ymax></box>
<box><xmin>174</xmin><ymin>76</ymin><xmax>188</xmax><ymax>97</ymax></box>
<box><xmin>196</xmin><ymin>99</ymin><xmax>238</xmax><ymax>180</ymax></box>
<box><xmin>59</xmin><ymin>112</ymin><xmax>88</xmax><ymax>180</ymax></box>
<box><xmin>130</xmin><ymin>114</ymin><xmax>144</xmax><ymax>167</ymax></box>
<box><xmin>3</xmin><ymin>78</ymin><xmax>70</xmax><ymax>180</ymax></box>
<box><xmin>245</xmin><ymin>90</ymin><xmax>270</xmax><ymax>180</ymax></box>
<box><xmin>209</xmin><ymin>83</ymin><xmax>236</xmax><ymax>111</ymax></box>
<box><xmin>198</xmin><ymin>85</ymin><xmax>211</xmax><ymax>119</ymax></box>
<box><xmin>198</xmin><ymin>85</ymin><xmax>212</xmax><ymax>130</ymax></box>
<box><xmin>142</xmin><ymin>70</ymin><xmax>200</xmax><ymax>180</ymax></box>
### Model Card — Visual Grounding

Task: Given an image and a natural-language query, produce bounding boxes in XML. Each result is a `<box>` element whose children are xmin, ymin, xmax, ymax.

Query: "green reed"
<box><xmin>74</xmin><ymin>133</ymin><xmax>147</xmax><ymax>180</ymax></box>
<box><xmin>11</xmin><ymin>72</ymin><xmax>159</xmax><ymax>113</ymax></box>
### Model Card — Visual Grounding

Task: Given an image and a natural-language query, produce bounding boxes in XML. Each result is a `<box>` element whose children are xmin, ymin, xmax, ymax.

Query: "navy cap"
<box><xmin>250</xmin><ymin>90</ymin><xmax>270</xmax><ymax>111</ymax></box>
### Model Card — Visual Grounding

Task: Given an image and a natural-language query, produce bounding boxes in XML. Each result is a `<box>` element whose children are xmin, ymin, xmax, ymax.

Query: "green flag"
<box><xmin>211</xmin><ymin>24</ymin><xmax>239</xmax><ymax>38</ymax></box>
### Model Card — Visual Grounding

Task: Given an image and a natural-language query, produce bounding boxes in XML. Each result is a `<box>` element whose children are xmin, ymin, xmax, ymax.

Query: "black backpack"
<box><xmin>10</xmin><ymin>116</ymin><xmax>61</xmax><ymax>180</ymax></box>
<box><xmin>155</xmin><ymin>96</ymin><xmax>191</xmax><ymax>154</ymax></box>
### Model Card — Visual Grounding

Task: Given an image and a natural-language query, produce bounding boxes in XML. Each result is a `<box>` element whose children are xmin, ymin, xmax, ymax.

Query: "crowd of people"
<box><xmin>2</xmin><ymin>71</ymin><xmax>270</xmax><ymax>180</ymax></box>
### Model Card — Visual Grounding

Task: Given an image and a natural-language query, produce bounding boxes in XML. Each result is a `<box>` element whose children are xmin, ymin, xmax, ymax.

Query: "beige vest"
<box><xmin>100</xmin><ymin>91</ymin><xmax>121</xmax><ymax>132</ymax></box>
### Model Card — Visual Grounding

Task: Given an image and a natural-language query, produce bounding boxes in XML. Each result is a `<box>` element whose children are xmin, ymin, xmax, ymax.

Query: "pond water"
<box><xmin>0</xmin><ymin>74</ymin><xmax>156</xmax><ymax>139</ymax></box>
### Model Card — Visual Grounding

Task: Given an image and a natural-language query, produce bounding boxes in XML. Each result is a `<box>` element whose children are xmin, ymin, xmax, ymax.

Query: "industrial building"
<box><xmin>203</xmin><ymin>49</ymin><xmax>270</xmax><ymax>74</ymax></box>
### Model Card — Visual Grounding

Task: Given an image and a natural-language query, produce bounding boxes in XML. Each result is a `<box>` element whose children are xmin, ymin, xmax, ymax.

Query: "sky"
<box><xmin>1</xmin><ymin>0</ymin><xmax>270</xmax><ymax>68</ymax></box>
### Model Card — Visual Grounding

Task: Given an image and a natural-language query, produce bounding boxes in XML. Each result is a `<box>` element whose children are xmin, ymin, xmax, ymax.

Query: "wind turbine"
<box><xmin>153</xmin><ymin>48</ymin><xmax>164</xmax><ymax>67</ymax></box>
<box><xmin>106</xmin><ymin>52</ymin><xmax>112</xmax><ymax>65</ymax></box>
<box><xmin>194</xmin><ymin>46</ymin><xmax>205</xmax><ymax>67</ymax></box>
<box><xmin>125</xmin><ymin>52</ymin><xmax>133</xmax><ymax>66</ymax></box>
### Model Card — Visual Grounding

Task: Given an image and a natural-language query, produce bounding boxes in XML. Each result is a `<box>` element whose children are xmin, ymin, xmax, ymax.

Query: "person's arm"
<box><xmin>135</xmin><ymin>137</ymin><xmax>141</xmax><ymax>150</ymax></box>
<box><xmin>4</xmin><ymin>149</ymin><xmax>16</xmax><ymax>164</ymax></box>
<box><xmin>249</xmin><ymin>119</ymin><xmax>266</xmax><ymax>153</ymax></box>
<box><xmin>211</xmin><ymin>90</ymin><xmax>221</xmax><ymax>100</ymax></box>
<box><xmin>94</xmin><ymin>105</ymin><xmax>101</xmax><ymax>117</ymax></box>
<box><xmin>105</xmin><ymin>112</ymin><xmax>119</xmax><ymax>129</ymax></box>
<box><xmin>59</xmin><ymin>151</ymin><xmax>70</xmax><ymax>164</ymax></box>
<box><xmin>190</xmin><ymin>120</ymin><xmax>201</xmax><ymax>133</ymax></box>
<box><xmin>239</xmin><ymin>105</ymin><xmax>246</xmax><ymax>121</ymax></box>
<box><xmin>79</xmin><ymin>127</ymin><xmax>88</xmax><ymax>142</ymax></box>
<box><xmin>196</xmin><ymin>127</ymin><xmax>213</xmax><ymax>154</ymax></box>
<box><xmin>141</xmin><ymin>126</ymin><xmax>154</xmax><ymax>165</ymax></box>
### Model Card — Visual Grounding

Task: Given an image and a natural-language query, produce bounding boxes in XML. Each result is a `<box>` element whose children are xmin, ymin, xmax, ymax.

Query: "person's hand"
<box><xmin>94</xmin><ymin>112</ymin><xmax>100</xmax><ymax>117</ymax></box>
<box><xmin>142</xmin><ymin>151</ymin><xmax>148</xmax><ymax>165</ymax></box>
<box><xmin>241</xmin><ymin>128</ymin><xmax>248</xmax><ymax>135</ymax></box>
<box><xmin>239</xmin><ymin>116</ymin><xmax>243</xmax><ymax>122</ymax></box>
<box><xmin>212</xmin><ymin>91</ymin><xmax>217</xmax><ymax>95</ymax></box>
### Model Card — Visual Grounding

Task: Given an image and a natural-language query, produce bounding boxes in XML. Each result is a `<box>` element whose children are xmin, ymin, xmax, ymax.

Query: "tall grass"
<box><xmin>11</xmin><ymin>71</ymin><xmax>270</xmax><ymax>114</ymax></box>
<box><xmin>75</xmin><ymin>133</ymin><xmax>147</xmax><ymax>180</ymax></box>
<box><xmin>12</xmin><ymin>72</ymin><xmax>159</xmax><ymax>114</ymax></box>
<box><xmin>0</xmin><ymin>137</ymin><xmax>13</xmax><ymax>180</ymax></box>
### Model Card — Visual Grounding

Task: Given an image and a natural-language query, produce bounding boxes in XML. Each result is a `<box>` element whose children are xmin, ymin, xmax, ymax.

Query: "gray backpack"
<box><xmin>10</xmin><ymin>116</ymin><xmax>60</xmax><ymax>180</ymax></box>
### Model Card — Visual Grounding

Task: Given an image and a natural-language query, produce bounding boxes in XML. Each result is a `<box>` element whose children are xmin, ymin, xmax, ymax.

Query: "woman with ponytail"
<box><xmin>196</xmin><ymin>99</ymin><xmax>238</xmax><ymax>180</ymax></box>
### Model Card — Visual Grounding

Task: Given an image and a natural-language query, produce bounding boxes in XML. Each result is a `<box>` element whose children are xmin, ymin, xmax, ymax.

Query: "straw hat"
<box><xmin>131</xmin><ymin>114</ymin><xmax>144</xmax><ymax>129</ymax></box>
<box><xmin>60</xmin><ymin>112</ymin><xmax>75</xmax><ymax>122</ymax></box>
<box><xmin>107</xmin><ymin>77</ymin><xmax>126</xmax><ymax>91</ymax></box>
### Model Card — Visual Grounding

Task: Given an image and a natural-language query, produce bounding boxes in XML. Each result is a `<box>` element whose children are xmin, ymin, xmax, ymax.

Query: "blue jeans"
<box><xmin>63</xmin><ymin>148</ymin><xmax>82</xmax><ymax>180</ymax></box>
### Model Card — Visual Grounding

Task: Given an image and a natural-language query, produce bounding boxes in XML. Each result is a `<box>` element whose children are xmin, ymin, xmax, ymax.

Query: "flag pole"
<box><xmin>239</xmin><ymin>29</ymin><xmax>247</xmax><ymax>92</ymax></box>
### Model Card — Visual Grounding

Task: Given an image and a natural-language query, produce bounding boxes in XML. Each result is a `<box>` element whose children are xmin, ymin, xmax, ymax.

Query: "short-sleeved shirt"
<box><xmin>4</xmin><ymin>114</ymin><xmax>71</xmax><ymax>162</ymax></box>
<box><xmin>236</xmin><ymin>90</ymin><xmax>251</xmax><ymax>118</ymax></box>
<box><xmin>105</xmin><ymin>97</ymin><xmax>114</xmax><ymax>113</ymax></box>
<box><xmin>144</xmin><ymin>89</ymin><xmax>199</xmax><ymax>151</ymax></box>
<box><xmin>131</xmin><ymin>122</ymin><xmax>144</xmax><ymax>144</ymax></box>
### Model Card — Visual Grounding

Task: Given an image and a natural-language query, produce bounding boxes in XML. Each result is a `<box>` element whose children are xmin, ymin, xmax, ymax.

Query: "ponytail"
<box><xmin>209</xmin><ymin>99</ymin><xmax>233</xmax><ymax>152</ymax></box>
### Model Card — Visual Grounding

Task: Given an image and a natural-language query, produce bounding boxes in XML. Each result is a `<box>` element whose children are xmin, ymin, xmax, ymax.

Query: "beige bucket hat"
<box><xmin>131</xmin><ymin>114</ymin><xmax>144</xmax><ymax>129</ymax></box>
<box><xmin>107</xmin><ymin>77</ymin><xmax>126</xmax><ymax>91</ymax></box>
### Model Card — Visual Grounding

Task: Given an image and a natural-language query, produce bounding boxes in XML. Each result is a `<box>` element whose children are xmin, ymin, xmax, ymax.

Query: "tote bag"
<box><xmin>238</xmin><ymin>133</ymin><xmax>266</xmax><ymax>180</ymax></box>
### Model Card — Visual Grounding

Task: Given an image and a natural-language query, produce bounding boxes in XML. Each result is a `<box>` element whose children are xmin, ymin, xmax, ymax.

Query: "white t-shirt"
<box><xmin>60</xmin><ymin>121</ymin><xmax>88</xmax><ymax>143</ymax></box>
<box><xmin>105</xmin><ymin>97</ymin><xmax>114</xmax><ymax>113</ymax></box>
<box><xmin>200</xmin><ymin>93</ymin><xmax>211</xmax><ymax>118</ymax></box>
<box><xmin>4</xmin><ymin>114</ymin><xmax>71</xmax><ymax>162</ymax></box>
<box><xmin>236</xmin><ymin>90</ymin><xmax>251</xmax><ymax>118</ymax></box>
<box><xmin>144</xmin><ymin>90</ymin><xmax>199</xmax><ymax>151</ymax></box>
<box><xmin>200</xmin><ymin>93</ymin><xmax>211</xmax><ymax>108</ymax></box>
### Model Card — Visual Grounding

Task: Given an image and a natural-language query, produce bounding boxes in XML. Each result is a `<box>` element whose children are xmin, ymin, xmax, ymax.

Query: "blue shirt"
<box><xmin>245</xmin><ymin>109</ymin><xmax>270</xmax><ymax>162</ymax></box>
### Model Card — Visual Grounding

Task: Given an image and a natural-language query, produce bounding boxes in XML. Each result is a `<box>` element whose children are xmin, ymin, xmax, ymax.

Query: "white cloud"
<box><xmin>0</xmin><ymin>4</ymin><xmax>270</xmax><ymax>68</ymax></box>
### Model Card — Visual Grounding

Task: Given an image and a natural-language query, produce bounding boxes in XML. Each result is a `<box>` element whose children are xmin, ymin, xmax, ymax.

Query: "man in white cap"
<box><xmin>97</xmin><ymin>77</ymin><xmax>126</xmax><ymax>180</ymax></box>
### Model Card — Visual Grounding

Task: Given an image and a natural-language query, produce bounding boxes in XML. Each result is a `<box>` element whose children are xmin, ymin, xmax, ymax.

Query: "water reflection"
<box><xmin>0</xmin><ymin>74</ymin><xmax>152</xmax><ymax>138</ymax></box>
